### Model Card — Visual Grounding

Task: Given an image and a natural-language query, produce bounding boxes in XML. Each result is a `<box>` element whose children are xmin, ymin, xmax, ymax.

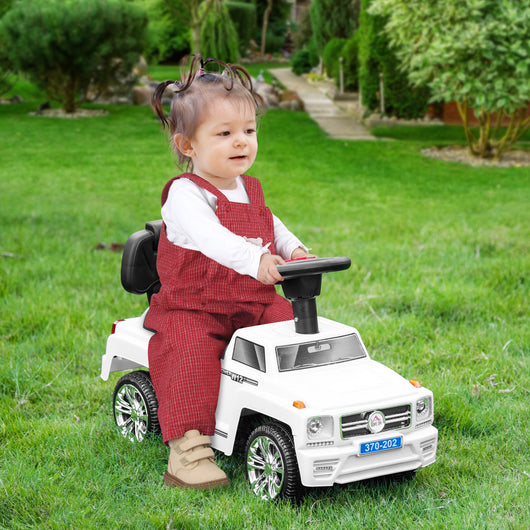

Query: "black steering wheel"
<box><xmin>277</xmin><ymin>256</ymin><xmax>351</xmax><ymax>279</ymax></box>
<box><xmin>276</xmin><ymin>256</ymin><xmax>351</xmax><ymax>335</ymax></box>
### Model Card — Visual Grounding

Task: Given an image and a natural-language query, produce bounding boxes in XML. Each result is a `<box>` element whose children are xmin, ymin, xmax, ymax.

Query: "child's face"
<box><xmin>185</xmin><ymin>97</ymin><xmax>258</xmax><ymax>189</ymax></box>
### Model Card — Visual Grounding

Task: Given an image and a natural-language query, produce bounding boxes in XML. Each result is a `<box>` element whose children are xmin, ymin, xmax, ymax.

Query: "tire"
<box><xmin>245</xmin><ymin>422</ymin><xmax>304</xmax><ymax>501</ymax></box>
<box><xmin>113</xmin><ymin>370</ymin><xmax>160</xmax><ymax>442</ymax></box>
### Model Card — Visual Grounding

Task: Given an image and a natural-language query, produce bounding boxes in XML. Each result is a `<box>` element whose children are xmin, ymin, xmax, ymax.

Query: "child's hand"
<box><xmin>291</xmin><ymin>247</ymin><xmax>312</xmax><ymax>259</ymax></box>
<box><xmin>257</xmin><ymin>253</ymin><xmax>285</xmax><ymax>285</ymax></box>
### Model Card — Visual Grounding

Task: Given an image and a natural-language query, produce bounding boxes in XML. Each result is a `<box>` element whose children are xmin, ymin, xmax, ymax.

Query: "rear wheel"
<box><xmin>113</xmin><ymin>371</ymin><xmax>160</xmax><ymax>442</ymax></box>
<box><xmin>245</xmin><ymin>422</ymin><xmax>304</xmax><ymax>501</ymax></box>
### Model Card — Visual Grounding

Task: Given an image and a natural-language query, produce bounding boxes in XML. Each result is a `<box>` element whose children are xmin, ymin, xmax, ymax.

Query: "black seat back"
<box><xmin>121</xmin><ymin>220</ymin><xmax>162</xmax><ymax>302</ymax></box>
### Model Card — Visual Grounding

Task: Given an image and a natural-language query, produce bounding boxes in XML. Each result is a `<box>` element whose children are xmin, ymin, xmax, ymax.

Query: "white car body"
<box><xmin>102</xmin><ymin>311</ymin><xmax>438</xmax><ymax>489</ymax></box>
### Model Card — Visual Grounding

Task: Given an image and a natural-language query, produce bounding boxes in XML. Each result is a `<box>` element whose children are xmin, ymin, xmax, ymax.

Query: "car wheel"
<box><xmin>113</xmin><ymin>371</ymin><xmax>160</xmax><ymax>442</ymax></box>
<box><xmin>245</xmin><ymin>422</ymin><xmax>304</xmax><ymax>501</ymax></box>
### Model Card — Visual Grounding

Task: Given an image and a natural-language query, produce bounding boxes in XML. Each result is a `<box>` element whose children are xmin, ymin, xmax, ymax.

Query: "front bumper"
<box><xmin>296</xmin><ymin>426</ymin><xmax>438</xmax><ymax>487</ymax></box>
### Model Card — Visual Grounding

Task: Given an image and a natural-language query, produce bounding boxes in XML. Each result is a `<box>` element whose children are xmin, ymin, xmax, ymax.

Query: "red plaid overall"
<box><xmin>145</xmin><ymin>174</ymin><xmax>293</xmax><ymax>443</ymax></box>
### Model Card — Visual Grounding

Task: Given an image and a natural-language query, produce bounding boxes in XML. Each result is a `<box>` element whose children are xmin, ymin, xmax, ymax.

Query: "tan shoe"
<box><xmin>163</xmin><ymin>430</ymin><xmax>230</xmax><ymax>489</ymax></box>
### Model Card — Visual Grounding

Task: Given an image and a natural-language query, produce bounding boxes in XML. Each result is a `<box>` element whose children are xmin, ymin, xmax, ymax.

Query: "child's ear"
<box><xmin>174</xmin><ymin>133</ymin><xmax>195</xmax><ymax>157</ymax></box>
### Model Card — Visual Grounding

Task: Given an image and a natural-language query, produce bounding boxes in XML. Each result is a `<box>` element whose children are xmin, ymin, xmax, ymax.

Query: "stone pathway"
<box><xmin>269</xmin><ymin>67</ymin><xmax>376</xmax><ymax>141</ymax></box>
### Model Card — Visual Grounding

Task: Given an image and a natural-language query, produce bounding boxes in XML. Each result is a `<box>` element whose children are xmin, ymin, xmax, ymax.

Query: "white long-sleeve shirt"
<box><xmin>162</xmin><ymin>176</ymin><xmax>306</xmax><ymax>279</ymax></box>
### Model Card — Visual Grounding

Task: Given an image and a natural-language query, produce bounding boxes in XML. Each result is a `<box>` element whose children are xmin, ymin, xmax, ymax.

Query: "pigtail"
<box><xmin>151</xmin><ymin>56</ymin><xmax>203</xmax><ymax>128</ymax></box>
<box><xmin>151</xmin><ymin>80</ymin><xmax>174</xmax><ymax>128</ymax></box>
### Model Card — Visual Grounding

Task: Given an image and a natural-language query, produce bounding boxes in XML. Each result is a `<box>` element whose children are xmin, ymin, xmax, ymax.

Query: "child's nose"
<box><xmin>233</xmin><ymin>132</ymin><xmax>247</xmax><ymax>146</ymax></box>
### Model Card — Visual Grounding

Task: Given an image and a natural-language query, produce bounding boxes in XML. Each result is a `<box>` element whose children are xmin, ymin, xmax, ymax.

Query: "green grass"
<box><xmin>1</xmin><ymin>73</ymin><xmax>530</xmax><ymax>529</ymax></box>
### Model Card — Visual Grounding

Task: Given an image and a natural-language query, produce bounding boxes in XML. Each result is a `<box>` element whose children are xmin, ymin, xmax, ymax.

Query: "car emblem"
<box><xmin>367</xmin><ymin>411</ymin><xmax>386</xmax><ymax>433</ymax></box>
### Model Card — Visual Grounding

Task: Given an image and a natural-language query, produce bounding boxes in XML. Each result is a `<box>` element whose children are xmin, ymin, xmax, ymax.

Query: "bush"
<box><xmin>200</xmin><ymin>0</ymin><xmax>239</xmax><ymax>63</ymax></box>
<box><xmin>291</xmin><ymin>49</ymin><xmax>312</xmax><ymax>76</ymax></box>
<box><xmin>322</xmin><ymin>38</ymin><xmax>346</xmax><ymax>80</ymax></box>
<box><xmin>358</xmin><ymin>0</ymin><xmax>429</xmax><ymax>119</ymax></box>
<box><xmin>226</xmin><ymin>2</ymin><xmax>257</xmax><ymax>54</ymax></box>
<box><xmin>341</xmin><ymin>32</ymin><xmax>359</xmax><ymax>92</ymax></box>
<box><xmin>0</xmin><ymin>0</ymin><xmax>148</xmax><ymax>112</ymax></box>
<box><xmin>143</xmin><ymin>0</ymin><xmax>190</xmax><ymax>64</ymax></box>
<box><xmin>310</xmin><ymin>0</ymin><xmax>358</xmax><ymax>55</ymax></box>
<box><xmin>0</xmin><ymin>14</ymin><xmax>14</xmax><ymax>98</ymax></box>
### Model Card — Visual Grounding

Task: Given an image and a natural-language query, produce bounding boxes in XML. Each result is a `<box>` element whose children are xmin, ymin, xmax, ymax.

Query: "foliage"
<box><xmin>322</xmin><ymin>38</ymin><xmax>346</xmax><ymax>80</ymax></box>
<box><xmin>370</xmin><ymin>0</ymin><xmax>530</xmax><ymax>159</ymax></box>
<box><xmin>0</xmin><ymin>0</ymin><xmax>12</xmax><ymax>18</ymax></box>
<box><xmin>252</xmin><ymin>0</ymin><xmax>291</xmax><ymax>54</ymax></box>
<box><xmin>200</xmin><ymin>0</ymin><xmax>239</xmax><ymax>63</ymax></box>
<box><xmin>140</xmin><ymin>0</ymin><xmax>191</xmax><ymax>63</ymax></box>
<box><xmin>309</xmin><ymin>0</ymin><xmax>359</xmax><ymax>55</ymax></box>
<box><xmin>341</xmin><ymin>32</ymin><xmax>360</xmax><ymax>92</ymax></box>
<box><xmin>358</xmin><ymin>0</ymin><xmax>430</xmax><ymax>119</ymax></box>
<box><xmin>1</xmin><ymin>74</ymin><xmax>529</xmax><ymax>526</ymax></box>
<box><xmin>0</xmin><ymin>14</ymin><xmax>13</xmax><ymax>97</ymax></box>
<box><xmin>0</xmin><ymin>0</ymin><xmax>147</xmax><ymax>112</ymax></box>
<box><xmin>291</xmin><ymin>48</ymin><xmax>312</xmax><ymax>75</ymax></box>
<box><xmin>226</xmin><ymin>1</ymin><xmax>257</xmax><ymax>54</ymax></box>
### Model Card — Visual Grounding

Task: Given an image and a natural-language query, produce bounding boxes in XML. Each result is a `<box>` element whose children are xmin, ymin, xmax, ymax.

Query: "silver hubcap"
<box><xmin>247</xmin><ymin>435</ymin><xmax>284</xmax><ymax>500</ymax></box>
<box><xmin>114</xmin><ymin>384</ymin><xmax>148</xmax><ymax>442</ymax></box>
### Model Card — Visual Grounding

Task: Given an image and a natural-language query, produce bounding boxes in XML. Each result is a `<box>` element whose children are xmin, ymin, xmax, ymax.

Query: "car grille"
<box><xmin>341</xmin><ymin>404</ymin><xmax>411</xmax><ymax>438</ymax></box>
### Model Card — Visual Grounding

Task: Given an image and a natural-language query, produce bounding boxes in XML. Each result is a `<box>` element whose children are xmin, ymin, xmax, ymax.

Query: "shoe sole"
<box><xmin>163</xmin><ymin>471</ymin><xmax>230</xmax><ymax>490</ymax></box>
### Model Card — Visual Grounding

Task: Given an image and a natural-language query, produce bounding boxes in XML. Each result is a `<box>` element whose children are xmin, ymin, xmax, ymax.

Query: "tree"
<box><xmin>253</xmin><ymin>0</ymin><xmax>291</xmax><ymax>56</ymax></box>
<box><xmin>370</xmin><ymin>0</ymin><xmax>530</xmax><ymax>159</ymax></box>
<box><xmin>161</xmin><ymin>0</ymin><xmax>215</xmax><ymax>55</ymax></box>
<box><xmin>309</xmin><ymin>0</ymin><xmax>359</xmax><ymax>56</ymax></box>
<box><xmin>200</xmin><ymin>0</ymin><xmax>239</xmax><ymax>62</ymax></box>
<box><xmin>358</xmin><ymin>0</ymin><xmax>430</xmax><ymax>119</ymax></box>
<box><xmin>1</xmin><ymin>0</ymin><xmax>148</xmax><ymax>112</ymax></box>
<box><xmin>0</xmin><ymin>0</ymin><xmax>14</xmax><ymax>97</ymax></box>
<box><xmin>260</xmin><ymin>0</ymin><xmax>273</xmax><ymax>55</ymax></box>
<box><xmin>142</xmin><ymin>0</ymin><xmax>191</xmax><ymax>63</ymax></box>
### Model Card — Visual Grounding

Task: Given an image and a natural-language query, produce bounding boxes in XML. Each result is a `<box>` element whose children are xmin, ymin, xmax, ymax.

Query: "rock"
<box><xmin>132</xmin><ymin>85</ymin><xmax>152</xmax><ymax>106</ymax></box>
<box><xmin>279</xmin><ymin>89</ymin><xmax>304</xmax><ymax>111</ymax></box>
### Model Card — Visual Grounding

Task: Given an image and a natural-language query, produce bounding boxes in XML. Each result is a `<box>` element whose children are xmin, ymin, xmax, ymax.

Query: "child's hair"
<box><xmin>152</xmin><ymin>55</ymin><xmax>265</xmax><ymax>170</ymax></box>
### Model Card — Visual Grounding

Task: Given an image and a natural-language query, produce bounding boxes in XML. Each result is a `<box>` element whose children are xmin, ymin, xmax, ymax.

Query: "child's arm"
<box><xmin>272</xmin><ymin>214</ymin><xmax>310</xmax><ymax>260</ymax></box>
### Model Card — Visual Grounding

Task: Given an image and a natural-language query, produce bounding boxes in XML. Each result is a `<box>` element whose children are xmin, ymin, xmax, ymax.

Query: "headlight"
<box><xmin>416</xmin><ymin>397</ymin><xmax>433</xmax><ymax>423</ymax></box>
<box><xmin>307</xmin><ymin>416</ymin><xmax>333</xmax><ymax>440</ymax></box>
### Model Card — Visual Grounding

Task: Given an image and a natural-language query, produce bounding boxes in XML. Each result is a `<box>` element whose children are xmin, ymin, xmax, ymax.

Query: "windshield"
<box><xmin>276</xmin><ymin>334</ymin><xmax>366</xmax><ymax>372</ymax></box>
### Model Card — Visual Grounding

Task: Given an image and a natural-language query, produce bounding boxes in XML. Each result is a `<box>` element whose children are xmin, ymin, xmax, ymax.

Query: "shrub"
<box><xmin>322</xmin><ymin>38</ymin><xmax>346</xmax><ymax>80</ymax></box>
<box><xmin>358</xmin><ymin>0</ymin><xmax>429</xmax><ymax>119</ymax></box>
<box><xmin>200</xmin><ymin>0</ymin><xmax>239</xmax><ymax>63</ymax></box>
<box><xmin>0</xmin><ymin>0</ymin><xmax>148</xmax><ymax>112</ymax></box>
<box><xmin>143</xmin><ymin>0</ymin><xmax>190</xmax><ymax>64</ymax></box>
<box><xmin>226</xmin><ymin>2</ymin><xmax>257</xmax><ymax>54</ymax></box>
<box><xmin>309</xmin><ymin>0</ymin><xmax>358</xmax><ymax>56</ymax></box>
<box><xmin>291</xmin><ymin>49</ymin><xmax>312</xmax><ymax>76</ymax></box>
<box><xmin>370</xmin><ymin>0</ymin><xmax>530</xmax><ymax>159</ymax></box>
<box><xmin>341</xmin><ymin>32</ymin><xmax>359</xmax><ymax>92</ymax></box>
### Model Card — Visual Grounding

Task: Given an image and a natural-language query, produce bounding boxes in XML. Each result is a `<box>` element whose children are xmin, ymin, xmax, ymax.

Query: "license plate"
<box><xmin>360</xmin><ymin>436</ymin><xmax>402</xmax><ymax>455</ymax></box>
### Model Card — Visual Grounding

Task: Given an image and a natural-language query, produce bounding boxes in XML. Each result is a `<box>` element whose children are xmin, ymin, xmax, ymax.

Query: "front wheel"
<box><xmin>113</xmin><ymin>370</ymin><xmax>160</xmax><ymax>442</ymax></box>
<box><xmin>245</xmin><ymin>423</ymin><xmax>304</xmax><ymax>501</ymax></box>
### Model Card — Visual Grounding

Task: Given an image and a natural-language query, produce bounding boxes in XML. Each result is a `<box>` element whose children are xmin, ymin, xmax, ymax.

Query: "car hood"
<box><xmin>278</xmin><ymin>358</ymin><xmax>417</xmax><ymax>411</ymax></box>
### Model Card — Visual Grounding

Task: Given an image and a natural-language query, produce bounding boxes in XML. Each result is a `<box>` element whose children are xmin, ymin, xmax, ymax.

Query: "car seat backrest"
<box><xmin>121</xmin><ymin>220</ymin><xmax>162</xmax><ymax>302</ymax></box>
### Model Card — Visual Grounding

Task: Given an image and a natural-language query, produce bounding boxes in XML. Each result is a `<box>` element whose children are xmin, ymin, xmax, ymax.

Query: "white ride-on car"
<box><xmin>101</xmin><ymin>220</ymin><xmax>438</xmax><ymax>501</ymax></box>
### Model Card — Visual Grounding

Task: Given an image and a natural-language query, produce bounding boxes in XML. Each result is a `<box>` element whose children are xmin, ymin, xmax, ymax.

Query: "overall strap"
<box><xmin>160</xmin><ymin>173</ymin><xmax>230</xmax><ymax>207</ymax></box>
<box><xmin>240</xmin><ymin>175</ymin><xmax>266</xmax><ymax>206</ymax></box>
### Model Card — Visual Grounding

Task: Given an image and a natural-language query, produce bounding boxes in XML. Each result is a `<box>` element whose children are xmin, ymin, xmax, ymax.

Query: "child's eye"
<box><xmin>218</xmin><ymin>131</ymin><xmax>230</xmax><ymax>136</ymax></box>
<box><xmin>246</xmin><ymin>128</ymin><xmax>256</xmax><ymax>134</ymax></box>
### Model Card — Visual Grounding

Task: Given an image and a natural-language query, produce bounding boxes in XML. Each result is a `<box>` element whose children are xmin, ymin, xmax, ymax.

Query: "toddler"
<box><xmin>145</xmin><ymin>55</ymin><xmax>309</xmax><ymax>490</ymax></box>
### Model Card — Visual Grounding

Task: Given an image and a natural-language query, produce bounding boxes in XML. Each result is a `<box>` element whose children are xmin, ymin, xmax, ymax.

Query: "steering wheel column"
<box><xmin>277</xmin><ymin>257</ymin><xmax>351</xmax><ymax>335</ymax></box>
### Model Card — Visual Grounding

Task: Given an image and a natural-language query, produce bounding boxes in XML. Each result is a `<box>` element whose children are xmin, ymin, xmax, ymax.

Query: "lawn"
<box><xmin>1</xmin><ymin>69</ymin><xmax>529</xmax><ymax>529</ymax></box>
